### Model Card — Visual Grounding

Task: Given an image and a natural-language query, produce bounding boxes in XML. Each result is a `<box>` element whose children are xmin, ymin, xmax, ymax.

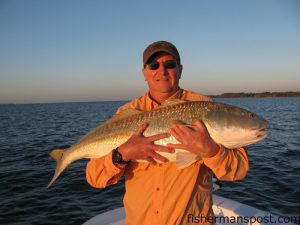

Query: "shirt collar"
<box><xmin>145</xmin><ymin>88</ymin><xmax>183</xmax><ymax>107</ymax></box>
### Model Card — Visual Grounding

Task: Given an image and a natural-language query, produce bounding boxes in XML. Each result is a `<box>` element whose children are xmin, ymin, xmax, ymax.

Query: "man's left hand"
<box><xmin>167</xmin><ymin>120</ymin><xmax>219</xmax><ymax>159</ymax></box>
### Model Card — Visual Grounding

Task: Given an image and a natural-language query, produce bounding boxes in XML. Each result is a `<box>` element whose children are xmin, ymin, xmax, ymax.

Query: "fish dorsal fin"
<box><xmin>78</xmin><ymin>108</ymin><xmax>143</xmax><ymax>142</ymax></box>
<box><xmin>107</xmin><ymin>108</ymin><xmax>142</xmax><ymax>123</ymax></box>
<box><xmin>160</xmin><ymin>99</ymin><xmax>187</xmax><ymax>108</ymax></box>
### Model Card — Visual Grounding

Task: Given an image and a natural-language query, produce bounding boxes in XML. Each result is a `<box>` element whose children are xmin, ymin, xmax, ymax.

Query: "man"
<box><xmin>86</xmin><ymin>41</ymin><xmax>249</xmax><ymax>225</ymax></box>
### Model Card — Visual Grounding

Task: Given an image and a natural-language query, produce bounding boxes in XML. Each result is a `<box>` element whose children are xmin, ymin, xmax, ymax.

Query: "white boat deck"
<box><xmin>83</xmin><ymin>195</ymin><xmax>297</xmax><ymax>225</ymax></box>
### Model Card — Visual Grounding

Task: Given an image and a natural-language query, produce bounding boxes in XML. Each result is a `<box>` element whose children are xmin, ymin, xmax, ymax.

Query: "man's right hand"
<box><xmin>118</xmin><ymin>123</ymin><xmax>175</xmax><ymax>164</ymax></box>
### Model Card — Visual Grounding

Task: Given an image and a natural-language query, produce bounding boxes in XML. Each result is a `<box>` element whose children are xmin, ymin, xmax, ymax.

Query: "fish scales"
<box><xmin>47</xmin><ymin>100</ymin><xmax>269</xmax><ymax>187</ymax></box>
<box><xmin>67</xmin><ymin>102</ymin><xmax>209</xmax><ymax>160</ymax></box>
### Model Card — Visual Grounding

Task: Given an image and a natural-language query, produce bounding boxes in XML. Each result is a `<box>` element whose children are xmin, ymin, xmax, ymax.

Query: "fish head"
<box><xmin>204</xmin><ymin>104</ymin><xmax>269</xmax><ymax>148</ymax></box>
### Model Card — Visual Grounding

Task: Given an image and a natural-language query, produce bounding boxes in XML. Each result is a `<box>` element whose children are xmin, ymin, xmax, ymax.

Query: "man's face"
<box><xmin>142</xmin><ymin>54</ymin><xmax>182</xmax><ymax>95</ymax></box>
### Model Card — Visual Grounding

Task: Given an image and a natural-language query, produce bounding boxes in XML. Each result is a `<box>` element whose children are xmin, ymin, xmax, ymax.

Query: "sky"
<box><xmin>0</xmin><ymin>0</ymin><xmax>299</xmax><ymax>104</ymax></box>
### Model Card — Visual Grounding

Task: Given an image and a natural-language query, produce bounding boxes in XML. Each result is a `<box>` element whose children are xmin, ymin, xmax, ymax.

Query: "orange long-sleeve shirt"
<box><xmin>86</xmin><ymin>89</ymin><xmax>249</xmax><ymax>225</ymax></box>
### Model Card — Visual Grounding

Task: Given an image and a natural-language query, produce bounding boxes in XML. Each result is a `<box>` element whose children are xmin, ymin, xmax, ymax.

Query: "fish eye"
<box><xmin>250</xmin><ymin>113</ymin><xmax>255</xmax><ymax>118</ymax></box>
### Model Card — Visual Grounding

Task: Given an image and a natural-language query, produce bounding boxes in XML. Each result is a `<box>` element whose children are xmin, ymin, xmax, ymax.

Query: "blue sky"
<box><xmin>0</xmin><ymin>0</ymin><xmax>299</xmax><ymax>103</ymax></box>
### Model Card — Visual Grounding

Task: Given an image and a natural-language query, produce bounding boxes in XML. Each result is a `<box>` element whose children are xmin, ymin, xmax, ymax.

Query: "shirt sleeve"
<box><xmin>203</xmin><ymin>144</ymin><xmax>249</xmax><ymax>181</ymax></box>
<box><xmin>86</xmin><ymin>151</ymin><xmax>126</xmax><ymax>188</ymax></box>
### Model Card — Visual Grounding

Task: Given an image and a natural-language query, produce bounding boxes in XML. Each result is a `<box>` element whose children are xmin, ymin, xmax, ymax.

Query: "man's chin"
<box><xmin>149</xmin><ymin>84</ymin><xmax>179</xmax><ymax>94</ymax></box>
<box><xmin>155</xmin><ymin>87</ymin><xmax>177</xmax><ymax>94</ymax></box>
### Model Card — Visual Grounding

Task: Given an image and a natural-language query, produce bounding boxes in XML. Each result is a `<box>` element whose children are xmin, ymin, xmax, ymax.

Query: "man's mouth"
<box><xmin>156</xmin><ymin>78</ymin><xmax>169</xmax><ymax>82</ymax></box>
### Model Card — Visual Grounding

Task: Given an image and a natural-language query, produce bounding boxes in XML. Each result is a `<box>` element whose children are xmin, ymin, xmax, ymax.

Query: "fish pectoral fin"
<box><xmin>168</xmin><ymin>120</ymin><xmax>194</xmax><ymax>128</ymax></box>
<box><xmin>50</xmin><ymin>149</ymin><xmax>64</xmax><ymax>162</ymax></box>
<box><xmin>176</xmin><ymin>151</ymin><xmax>199</xmax><ymax>169</ymax></box>
<box><xmin>185</xmin><ymin>124</ymin><xmax>196</xmax><ymax>130</ymax></box>
<box><xmin>169</xmin><ymin>119</ymin><xmax>183</xmax><ymax>126</ymax></box>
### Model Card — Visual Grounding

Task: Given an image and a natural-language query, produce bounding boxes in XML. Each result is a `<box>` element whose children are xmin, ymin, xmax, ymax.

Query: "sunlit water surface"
<box><xmin>0</xmin><ymin>98</ymin><xmax>299</xmax><ymax>225</ymax></box>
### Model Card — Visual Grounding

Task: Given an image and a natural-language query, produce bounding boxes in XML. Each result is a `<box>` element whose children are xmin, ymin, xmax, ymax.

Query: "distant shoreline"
<box><xmin>209</xmin><ymin>91</ymin><xmax>300</xmax><ymax>98</ymax></box>
<box><xmin>1</xmin><ymin>92</ymin><xmax>300</xmax><ymax>105</ymax></box>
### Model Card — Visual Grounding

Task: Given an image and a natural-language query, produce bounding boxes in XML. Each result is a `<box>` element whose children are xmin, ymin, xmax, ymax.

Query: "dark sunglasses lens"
<box><xmin>164</xmin><ymin>60</ymin><xmax>177</xmax><ymax>69</ymax></box>
<box><xmin>148</xmin><ymin>62</ymin><xmax>159</xmax><ymax>70</ymax></box>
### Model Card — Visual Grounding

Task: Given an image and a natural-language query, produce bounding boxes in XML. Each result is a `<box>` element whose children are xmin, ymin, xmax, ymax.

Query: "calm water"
<box><xmin>0</xmin><ymin>98</ymin><xmax>299</xmax><ymax>225</ymax></box>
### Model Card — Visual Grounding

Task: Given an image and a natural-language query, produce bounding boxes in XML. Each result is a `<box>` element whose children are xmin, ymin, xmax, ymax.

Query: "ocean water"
<box><xmin>0</xmin><ymin>98</ymin><xmax>299</xmax><ymax>225</ymax></box>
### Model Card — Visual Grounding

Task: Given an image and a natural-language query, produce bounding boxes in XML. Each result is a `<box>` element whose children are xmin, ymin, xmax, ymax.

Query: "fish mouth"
<box><xmin>255</xmin><ymin>128</ymin><xmax>268</xmax><ymax>139</ymax></box>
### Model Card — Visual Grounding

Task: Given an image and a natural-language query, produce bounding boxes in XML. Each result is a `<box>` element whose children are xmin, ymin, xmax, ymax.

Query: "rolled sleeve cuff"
<box><xmin>202</xmin><ymin>144</ymin><xmax>226</xmax><ymax>169</ymax></box>
<box><xmin>105</xmin><ymin>151</ymin><xmax>126</xmax><ymax>173</ymax></box>
<box><xmin>86</xmin><ymin>151</ymin><xmax>126</xmax><ymax>188</ymax></box>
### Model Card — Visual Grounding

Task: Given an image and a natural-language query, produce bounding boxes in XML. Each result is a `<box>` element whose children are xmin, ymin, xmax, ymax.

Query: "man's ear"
<box><xmin>178</xmin><ymin>64</ymin><xmax>183</xmax><ymax>79</ymax></box>
<box><xmin>142</xmin><ymin>68</ymin><xmax>147</xmax><ymax>81</ymax></box>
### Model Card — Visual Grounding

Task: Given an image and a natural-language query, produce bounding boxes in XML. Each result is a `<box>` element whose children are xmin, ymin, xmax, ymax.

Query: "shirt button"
<box><xmin>156</xmin><ymin>210</ymin><xmax>159</xmax><ymax>214</ymax></box>
<box><xmin>156</xmin><ymin>187</ymin><xmax>160</xmax><ymax>191</ymax></box>
<box><xmin>159</xmin><ymin>164</ymin><xmax>162</xmax><ymax>167</ymax></box>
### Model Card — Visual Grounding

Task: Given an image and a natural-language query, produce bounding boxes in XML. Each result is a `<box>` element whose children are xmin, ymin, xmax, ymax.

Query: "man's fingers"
<box><xmin>169</xmin><ymin>127</ymin><xmax>182</xmax><ymax>141</ymax></box>
<box><xmin>149</xmin><ymin>151</ymin><xmax>169</xmax><ymax>163</ymax></box>
<box><xmin>146</xmin><ymin>157</ymin><xmax>156</xmax><ymax>164</ymax></box>
<box><xmin>193</xmin><ymin>120</ymin><xmax>208</xmax><ymax>132</ymax></box>
<box><xmin>152</xmin><ymin>145</ymin><xmax>175</xmax><ymax>153</ymax></box>
<box><xmin>148</xmin><ymin>132</ymin><xmax>171</xmax><ymax>141</ymax></box>
<box><xmin>135</xmin><ymin>123</ymin><xmax>149</xmax><ymax>135</ymax></box>
<box><xmin>176</xmin><ymin>124</ymin><xmax>194</xmax><ymax>133</ymax></box>
<box><xmin>170</xmin><ymin>124</ymin><xmax>191</xmax><ymax>138</ymax></box>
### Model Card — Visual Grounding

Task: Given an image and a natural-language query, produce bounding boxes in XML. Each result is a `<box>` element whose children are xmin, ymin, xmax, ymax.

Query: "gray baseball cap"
<box><xmin>143</xmin><ymin>41</ymin><xmax>180</xmax><ymax>66</ymax></box>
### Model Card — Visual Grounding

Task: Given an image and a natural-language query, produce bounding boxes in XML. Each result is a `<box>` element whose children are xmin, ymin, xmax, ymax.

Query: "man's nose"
<box><xmin>158</xmin><ymin>63</ymin><xmax>168</xmax><ymax>75</ymax></box>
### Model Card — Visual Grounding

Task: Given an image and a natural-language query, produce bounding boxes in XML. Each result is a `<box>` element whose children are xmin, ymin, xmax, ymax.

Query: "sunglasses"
<box><xmin>147</xmin><ymin>60</ymin><xmax>177</xmax><ymax>70</ymax></box>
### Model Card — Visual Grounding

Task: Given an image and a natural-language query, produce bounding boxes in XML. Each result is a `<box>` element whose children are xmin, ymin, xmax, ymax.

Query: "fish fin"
<box><xmin>185</xmin><ymin>124</ymin><xmax>196</xmax><ymax>129</ymax></box>
<box><xmin>160</xmin><ymin>99</ymin><xmax>187</xmax><ymax>107</ymax></box>
<box><xmin>48</xmin><ymin>149</ymin><xmax>66</xmax><ymax>188</ymax></box>
<box><xmin>176</xmin><ymin>151</ymin><xmax>199</xmax><ymax>169</ymax></box>
<box><xmin>76</xmin><ymin>108</ymin><xmax>143</xmax><ymax>144</ymax></box>
<box><xmin>105</xmin><ymin>108</ymin><xmax>142</xmax><ymax>123</ymax></box>
<box><xmin>169</xmin><ymin>119</ymin><xmax>182</xmax><ymax>126</ymax></box>
<box><xmin>169</xmin><ymin>120</ymin><xmax>195</xmax><ymax>129</ymax></box>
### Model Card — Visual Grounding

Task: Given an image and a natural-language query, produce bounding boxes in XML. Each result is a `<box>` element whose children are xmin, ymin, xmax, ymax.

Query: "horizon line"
<box><xmin>1</xmin><ymin>91</ymin><xmax>299</xmax><ymax>105</ymax></box>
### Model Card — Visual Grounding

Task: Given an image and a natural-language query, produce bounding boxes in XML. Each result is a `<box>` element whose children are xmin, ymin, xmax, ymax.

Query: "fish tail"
<box><xmin>47</xmin><ymin>149</ymin><xmax>65</xmax><ymax>188</ymax></box>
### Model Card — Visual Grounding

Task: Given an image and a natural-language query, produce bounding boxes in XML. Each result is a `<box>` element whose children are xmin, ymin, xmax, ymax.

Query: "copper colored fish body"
<box><xmin>48</xmin><ymin>100</ymin><xmax>269</xmax><ymax>187</ymax></box>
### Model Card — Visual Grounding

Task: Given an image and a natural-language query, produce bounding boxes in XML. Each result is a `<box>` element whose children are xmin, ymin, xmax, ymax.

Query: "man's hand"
<box><xmin>168</xmin><ymin>120</ymin><xmax>219</xmax><ymax>159</ymax></box>
<box><xmin>118</xmin><ymin>123</ymin><xmax>175</xmax><ymax>164</ymax></box>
